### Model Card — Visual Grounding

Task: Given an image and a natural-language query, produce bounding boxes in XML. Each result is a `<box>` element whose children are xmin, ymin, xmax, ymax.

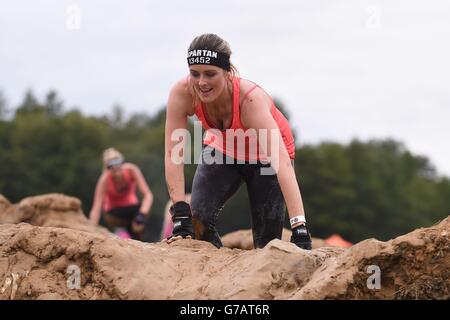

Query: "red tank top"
<box><xmin>194</xmin><ymin>77</ymin><xmax>295</xmax><ymax>161</ymax></box>
<box><xmin>103</xmin><ymin>167</ymin><xmax>139</xmax><ymax>212</ymax></box>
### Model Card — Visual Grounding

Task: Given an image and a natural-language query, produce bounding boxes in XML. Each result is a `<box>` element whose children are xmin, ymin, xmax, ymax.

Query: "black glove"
<box><xmin>134</xmin><ymin>211</ymin><xmax>147</xmax><ymax>225</ymax></box>
<box><xmin>290</xmin><ymin>224</ymin><xmax>312</xmax><ymax>250</ymax></box>
<box><xmin>169</xmin><ymin>201</ymin><xmax>195</xmax><ymax>239</ymax></box>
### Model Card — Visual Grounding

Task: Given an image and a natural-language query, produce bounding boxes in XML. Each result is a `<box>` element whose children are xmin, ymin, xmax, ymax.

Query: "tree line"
<box><xmin>1</xmin><ymin>89</ymin><xmax>449</xmax><ymax>243</ymax></box>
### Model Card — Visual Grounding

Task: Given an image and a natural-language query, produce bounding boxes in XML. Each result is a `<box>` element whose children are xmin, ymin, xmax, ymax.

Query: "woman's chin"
<box><xmin>197</xmin><ymin>88</ymin><xmax>215</xmax><ymax>102</ymax></box>
<box><xmin>199</xmin><ymin>94</ymin><xmax>215</xmax><ymax>103</ymax></box>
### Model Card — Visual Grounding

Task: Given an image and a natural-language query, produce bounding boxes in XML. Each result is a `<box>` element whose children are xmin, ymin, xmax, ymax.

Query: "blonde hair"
<box><xmin>102</xmin><ymin>148</ymin><xmax>124</xmax><ymax>170</ymax></box>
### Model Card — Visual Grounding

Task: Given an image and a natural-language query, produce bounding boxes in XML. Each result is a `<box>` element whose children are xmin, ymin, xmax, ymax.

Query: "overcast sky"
<box><xmin>1</xmin><ymin>0</ymin><xmax>449</xmax><ymax>176</ymax></box>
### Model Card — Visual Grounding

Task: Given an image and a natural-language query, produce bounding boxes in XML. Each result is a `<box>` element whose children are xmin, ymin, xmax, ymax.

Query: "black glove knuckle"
<box><xmin>290</xmin><ymin>225</ymin><xmax>312</xmax><ymax>250</ymax></box>
<box><xmin>170</xmin><ymin>201</ymin><xmax>195</xmax><ymax>239</ymax></box>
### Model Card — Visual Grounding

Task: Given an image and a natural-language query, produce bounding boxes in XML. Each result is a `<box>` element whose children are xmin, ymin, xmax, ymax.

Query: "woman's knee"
<box><xmin>190</xmin><ymin>193</ymin><xmax>216</xmax><ymax>226</ymax></box>
<box><xmin>252</xmin><ymin>218</ymin><xmax>284</xmax><ymax>248</ymax></box>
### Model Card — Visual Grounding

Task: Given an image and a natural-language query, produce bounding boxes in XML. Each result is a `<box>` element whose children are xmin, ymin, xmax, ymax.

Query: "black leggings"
<box><xmin>191</xmin><ymin>146</ymin><xmax>287</xmax><ymax>249</ymax></box>
<box><xmin>105</xmin><ymin>204</ymin><xmax>140</xmax><ymax>238</ymax></box>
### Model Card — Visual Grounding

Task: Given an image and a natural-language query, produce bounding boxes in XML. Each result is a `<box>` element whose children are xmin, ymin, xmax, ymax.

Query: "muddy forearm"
<box><xmin>165</xmin><ymin>154</ymin><xmax>186</xmax><ymax>203</ymax></box>
<box><xmin>276</xmin><ymin>159</ymin><xmax>307</xmax><ymax>226</ymax></box>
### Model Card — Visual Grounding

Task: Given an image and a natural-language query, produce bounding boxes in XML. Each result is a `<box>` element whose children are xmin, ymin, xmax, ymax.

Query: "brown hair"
<box><xmin>188</xmin><ymin>33</ymin><xmax>239</xmax><ymax>77</ymax></box>
<box><xmin>188</xmin><ymin>33</ymin><xmax>239</xmax><ymax>105</ymax></box>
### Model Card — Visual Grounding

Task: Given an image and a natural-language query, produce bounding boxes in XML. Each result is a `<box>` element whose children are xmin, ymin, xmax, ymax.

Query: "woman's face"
<box><xmin>189</xmin><ymin>65</ymin><xmax>228</xmax><ymax>103</ymax></box>
<box><xmin>106</xmin><ymin>158</ymin><xmax>124</xmax><ymax>176</ymax></box>
<box><xmin>108</xmin><ymin>165</ymin><xmax>123</xmax><ymax>179</ymax></box>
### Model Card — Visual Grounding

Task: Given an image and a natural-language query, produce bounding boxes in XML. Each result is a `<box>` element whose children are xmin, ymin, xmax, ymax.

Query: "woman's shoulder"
<box><xmin>169</xmin><ymin>76</ymin><xmax>195</xmax><ymax>115</ymax></box>
<box><xmin>238</xmin><ymin>77</ymin><xmax>258</xmax><ymax>91</ymax></box>
<box><xmin>123</xmin><ymin>163</ymin><xmax>139</xmax><ymax>174</ymax></box>
<box><xmin>171</xmin><ymin>76</ymin><xmax>190</xmax><ymax>92</ymax></box>
<box><xmin>98</xmin><ymin>170</ymin><xmax>110</xmax><ymax>184</ymax></box>
<box><xmin>120</xmin><ymin>163</ymin><xmax>139</xmax><ymax>181</ymax></box>
<box><xmin>238</xmin><ymin>78</ymin><xmax>272</xmax><ymax>109</ymax></box>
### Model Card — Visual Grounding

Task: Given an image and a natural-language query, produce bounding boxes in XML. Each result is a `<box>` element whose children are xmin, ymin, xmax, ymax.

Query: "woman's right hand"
<box><xmin>164</xmin><ymin>201</ymin><xmax>195</xmax><ymax>244</ymax></box>
<box><xmin>164</xmin><ymin>234</ymin><xmax>193</xmax><ymax>244</ymax></box>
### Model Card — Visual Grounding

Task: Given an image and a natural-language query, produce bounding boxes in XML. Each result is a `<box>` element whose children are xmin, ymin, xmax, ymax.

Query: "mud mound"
<box><xmin>0</xmin><ymin>193</ymin><xmax>448</xmax><ymax>300</ymax></box>
<box><xmin>222</xmin><ymin>229</ymin><xmax>328</xmax><ymax>250</ymax></box>
<box><xmin>0</xmin><ymin>195</ymin><xmax>11</xmax><ymax>213</ymax></box>
<box><xmin>0</xmin><ymin>194</ymin><xmax>109</xmax><ymax>236</ymax></box>
<box><xmin>0</xmin><ymin>223</ymin><xmax>343</xmax><ymax>300</ymax></box>
<box><xmin>1</xmin><ymin>218</ymin><xmax>448</xmax><ymax>300</ymax></box>
<box><xmin>294</xmin><ymin>217</ymin><xmax>450</xmax><ymax>299</ymax></box>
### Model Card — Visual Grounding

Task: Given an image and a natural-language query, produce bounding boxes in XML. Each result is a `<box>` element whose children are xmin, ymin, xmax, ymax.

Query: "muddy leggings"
<box><xmin>191</xmin><ymin>145</ymin><xmax>287</xmax><ymax>249</ymax></box>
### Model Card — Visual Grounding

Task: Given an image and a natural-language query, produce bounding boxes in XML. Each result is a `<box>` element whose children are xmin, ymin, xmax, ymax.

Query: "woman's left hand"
<box><xmin>131</xmin><ymin>221</ymin><xmax>145</xmax><ymax>235</ymax></box>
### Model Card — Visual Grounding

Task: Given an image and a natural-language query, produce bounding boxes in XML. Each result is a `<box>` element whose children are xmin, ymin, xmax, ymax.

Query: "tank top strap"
<box><xmin>231</xmin><ymin>77</ymin><xmax>241</xmax><ymax>128</ymax></box>
<box><xmin>241</xmin><ymin>84</ymin><xmax>259</xmax><ymax>103</ymax></box>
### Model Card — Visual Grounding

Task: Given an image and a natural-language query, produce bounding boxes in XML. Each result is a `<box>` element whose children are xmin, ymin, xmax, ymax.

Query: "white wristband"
<box><xmin>290</xmin><ymin>215</ymin><xmax>306</xmax><ymax>227</ymax></box>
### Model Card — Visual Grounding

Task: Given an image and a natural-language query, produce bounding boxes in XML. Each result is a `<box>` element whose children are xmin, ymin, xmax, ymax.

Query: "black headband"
<box><xmin>187</xmin><ymin>49</ymin><xmax>231</xmax><ymax>71</ymax></box>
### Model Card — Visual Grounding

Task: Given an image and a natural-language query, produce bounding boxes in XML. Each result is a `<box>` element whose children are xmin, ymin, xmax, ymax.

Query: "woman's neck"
<box><xmin>111</xmin><ymin>168</ymin><xmax>124</xmax><ymax>180</ymax></box>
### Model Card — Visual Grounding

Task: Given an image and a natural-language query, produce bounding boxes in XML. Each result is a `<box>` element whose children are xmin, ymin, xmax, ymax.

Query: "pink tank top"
<box><xmin>103</xmin><ymin>167</ymin><xmax>139</xmax><ymax>212</ymax></box>
<box><xmin>194</xmin><ymin>77</ymin><xmax>295</xmax><ymax>161</ymax></box>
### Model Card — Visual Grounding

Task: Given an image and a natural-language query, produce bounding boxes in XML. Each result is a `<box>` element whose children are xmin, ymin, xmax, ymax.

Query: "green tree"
<box><xmin>44</xmin><ymin>90</ymin><xmax>64</xmax><ymax>116</ymax></box>
<box><xmin>15</xmin><ymin>89</ymin><xmax>41</xmax><ymax>114</ymax></box>
<box><xmin>1</xmin><ymin>89</ymin><xmax>449</xmax><ymax>244</ymax></box>
<box><xmin>0</xmin><ymin>90</ymin><xmax>8</xmax><ymax>120</ymax></box>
